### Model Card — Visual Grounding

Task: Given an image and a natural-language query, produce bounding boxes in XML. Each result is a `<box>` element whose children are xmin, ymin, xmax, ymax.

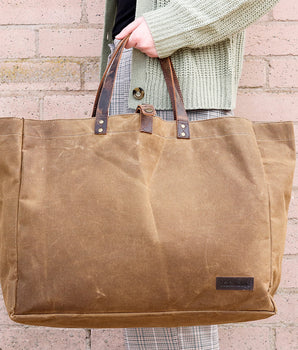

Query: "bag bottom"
<box><xmin>10</xmin><ymin>310</ymin><xmax>276</xmax><ymax>328</ymax></box>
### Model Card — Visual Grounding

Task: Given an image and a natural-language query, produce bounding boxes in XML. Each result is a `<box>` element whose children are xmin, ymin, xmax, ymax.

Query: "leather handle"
<box><xmin>92</xmin><ymin>35</ymin><xmax>130</xmax><ymax>120</ymax></box>
<box><xmin>159</xmin><ymin>57</ymin><xmax>190</xmax><ymax>139</ymax></box>
<box><xmin>93</xmin><ymin>36</ymin><xmax>130</xmax><ymax>135</ymax></box>
<box><xmin>92</xmin><ymin>35</ymin><xmax>190</xmax><ymax>139</ymax></box>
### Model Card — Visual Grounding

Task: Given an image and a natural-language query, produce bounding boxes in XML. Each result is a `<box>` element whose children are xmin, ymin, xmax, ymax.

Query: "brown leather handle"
<box><xmin>92</xmin><ymin>35</ymin><xmax>130</xmax><ymax>120</ymax></box>
<box><xmin>92</xmin><ymin>36</ymin><xmax>190</xmax><ymax>139</ymax></box>
<box><xmin>92</xmin><ymin>36</ymin><xmax>130</xmax><ymax>135</ymax></box>
<box><xmin>159</xmin><ymin>57</ymin><xmax>190</xmax><ymax>139</ymax></box>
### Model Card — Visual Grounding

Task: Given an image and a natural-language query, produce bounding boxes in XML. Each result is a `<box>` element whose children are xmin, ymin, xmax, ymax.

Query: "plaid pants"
<box><xmin>107</xmin><ymin>40</ymin><xmax>232</xmax><ymax>350</ymax></box>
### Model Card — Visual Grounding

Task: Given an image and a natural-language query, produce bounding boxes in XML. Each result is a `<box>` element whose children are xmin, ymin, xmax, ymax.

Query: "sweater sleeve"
<box><xmin>142</xmin><ymin>0</ymin><xmax>280</xmax><ymax>58</ymax></box>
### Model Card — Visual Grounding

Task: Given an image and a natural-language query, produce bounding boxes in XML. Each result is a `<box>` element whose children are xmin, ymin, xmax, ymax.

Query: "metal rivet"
<box><xmin>133</xmin><ymin>87</ymin><xmax>145</xmax><ymax>100</ymax></box>
<box><xmin>181</xmin><ymin>124</ymin><xmax>186</xmax><ymax>129</ymax></box>
<box><xmin>99</xmin><ymin>119</ymin><xmax>104</xmax><ymax>124</ymax></box>
<box><xmin>181</xmin><ymin>132</ymin><xmax>186</xmax><ymax>137</ymax></box>
<box><xmin>98</xmin><ymin>128</ymin><xmax>103</xmax><ymax>133</ymax></box>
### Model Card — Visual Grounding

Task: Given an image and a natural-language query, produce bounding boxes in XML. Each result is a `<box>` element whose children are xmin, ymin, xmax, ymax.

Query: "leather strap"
<box><xmin>92</xmin><ymin>36</ymin><xmax>129</xmax><ymax>119</ymax></box>
<box><xmin>136</xmin><ymin>104</ymin><xmax>156</xmax><ymax>134</ymax></box>
<box><xmin>92</xmin><ymin>35</ymin><xmax>190</xmax><ymax>139</ymax></box>
<box><xmin>93</xmin><ymin>36</ymin><xmax>130</xmax><ymax>135</ymax></box>
<box><xmin>159</xmin><ymin>58</ymin><xmax>190</xmax><ymax>139</ymax></box>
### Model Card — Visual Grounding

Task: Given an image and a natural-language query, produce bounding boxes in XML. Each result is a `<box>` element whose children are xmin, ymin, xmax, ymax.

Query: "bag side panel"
<box><xmin>253</xmin><ymin>121</ymin><xmax>296</xmax><ymax>295</ymax></box>
<box><xmin>0</xmin><ymin>118</ymin><xmax>23</xmax><ymax>316</ymax></box>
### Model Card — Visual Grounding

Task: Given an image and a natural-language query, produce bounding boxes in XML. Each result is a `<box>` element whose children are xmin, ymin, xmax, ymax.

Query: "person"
<box><xmin>99</xmin><ymin>0</ymin><xmax>280</xmax><ymax>349</ymax></box>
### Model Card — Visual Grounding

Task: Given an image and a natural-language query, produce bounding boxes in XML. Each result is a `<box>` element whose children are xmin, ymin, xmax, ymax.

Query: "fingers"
<box><xmin>114</xmin><ymin>17</ymin><xmax>158</xmax><ymax>58</ymax></box>
<box><xmin>125</xmin><ymin>33</ymin><xmax>138</xmax><ymax>49</ymax></box>
<box><xmin>115</xmin><ymin>17</ymin><xmax>143</xmax><ymax>40</ymax></box>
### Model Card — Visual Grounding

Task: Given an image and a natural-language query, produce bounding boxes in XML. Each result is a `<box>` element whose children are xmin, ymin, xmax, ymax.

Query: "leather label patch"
<box><xmin>216</xmin><ymin>277</ymin><xmax>254</xmax><ymax>291</ymax></box>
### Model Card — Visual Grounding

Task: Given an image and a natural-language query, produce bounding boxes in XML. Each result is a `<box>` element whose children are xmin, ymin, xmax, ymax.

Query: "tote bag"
<box><xmin>0</xmin><ymin>36</ymin><xmax>296</xmax><ymax>328</ymax></box>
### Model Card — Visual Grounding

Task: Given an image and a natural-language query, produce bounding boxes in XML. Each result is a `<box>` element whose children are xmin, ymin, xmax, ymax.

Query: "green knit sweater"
<box><xmin>100</xmin><ymin>0</ymin><xmax>279</xmax><ymax>111</ymax></box>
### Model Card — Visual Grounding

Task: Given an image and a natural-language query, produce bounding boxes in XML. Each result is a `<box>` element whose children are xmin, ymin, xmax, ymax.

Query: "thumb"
<box><xmin>115</xmin><ymin>17</ymin><xmax>143</xmax><ymax>39</ymax></box>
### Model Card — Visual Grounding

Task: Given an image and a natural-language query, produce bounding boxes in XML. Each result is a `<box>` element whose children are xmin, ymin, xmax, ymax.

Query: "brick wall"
<box><xmin>0</xmin><ymin>0</ymin><xmax>297</xmax><ymax>349</ymax></box>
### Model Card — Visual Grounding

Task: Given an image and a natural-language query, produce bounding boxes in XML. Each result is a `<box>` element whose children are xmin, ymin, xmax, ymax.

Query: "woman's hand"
<box><xmin>115</xmin><ymin>17</ymin><xmax>158</xmax><ymax>58</ymax></box>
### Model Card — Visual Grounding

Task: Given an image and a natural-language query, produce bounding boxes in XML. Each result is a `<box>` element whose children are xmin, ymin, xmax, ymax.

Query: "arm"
<box><xmin>116</xmin><ymin>0</ymin><xmax>280</xmax><ymax>58</ymax></box>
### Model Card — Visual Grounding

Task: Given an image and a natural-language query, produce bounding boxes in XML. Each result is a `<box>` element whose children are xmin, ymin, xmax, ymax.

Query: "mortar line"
<box><xmin>81</xmin><ymin>0</ymin><xmax>88</xmax><ymax>24</ymax></box>
<box><xmin>85</xmin><ymin>328</ymin><xmax>91</xmax><ymax>350</ymax></box>
<box><xmin>39</xmin><ymin>97</ymin><xmax>44</xmax><ymax>120</ymax></box>
<box><xmin>34</xmin><ymin>28</ymin><xmax>39</xmax><ymax>58</ymax></box>
<box><xmin>272</xmin><ymin>327</ymin><xmax>277</xmax><ymax>350</ymax></box>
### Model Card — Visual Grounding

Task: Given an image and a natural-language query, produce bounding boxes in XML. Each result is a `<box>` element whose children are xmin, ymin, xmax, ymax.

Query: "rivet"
<box><xmin>98</xmin><ymin>128</ymin><xmax>103</xmax><ymax>133</ymax></box>
<box><xmin>181</xmin><ymin>124</ymin><xmax>186</xmax><ymax>129</ymax></box>
<box><xmin>99</xmin><ymin>119</ymin><xmax>104</xmax><ymax>124</ymax></box>
<box><xmin>181</xmin><ymin>132</ymin><xmax>186</xmax><ymax>137</ymax></box>
<box><xmin>133</xmin><ymin>87</ymin><xmax>145</xmax><ymax>100</ymax></box>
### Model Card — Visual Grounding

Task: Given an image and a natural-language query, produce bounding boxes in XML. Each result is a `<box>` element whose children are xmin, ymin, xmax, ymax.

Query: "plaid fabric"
<box><xmin>107</xmin><ymin>40</ymin><xmax>230</xmax><ymax>350</ymax></box>
<box><xmin>108</xmin><ymin>39</ymin><xmax>233</xmax><ymax>120</ymax></box>
<box><xmin>124</xmin><ymin>326</ymin><xmax>220</xmax><ymax>350</ymax></box>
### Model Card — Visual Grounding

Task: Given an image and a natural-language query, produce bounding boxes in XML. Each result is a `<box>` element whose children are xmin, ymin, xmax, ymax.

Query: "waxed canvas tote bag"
<box><xmin>0</xmin><ymin>37</ymin><xmax>296</xmax><ymax>328</ymax></box>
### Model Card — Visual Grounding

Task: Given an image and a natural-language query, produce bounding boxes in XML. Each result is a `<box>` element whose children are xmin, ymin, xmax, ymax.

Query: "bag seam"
<box><xmin>14</xmin><ymin>119</ymin><xmax>24</xmax><ymax>315</ymax></box>
<box><xmin>0</xmin><ymin>134</ymin><xmax>23</xmax><ymax>137</ymax></box>
<box><xmin>12</xmin><ymin>309</ymin><xmax>276</xmax><ymax>316</ymax></box>
<box><xmin>267</xmin><ymin>183</ymin><xmax>273</xmax><ymax>293</ymax></box>
<box><xmin>24</xmin><ymin>131</ymin><xmax>252</xmax><ymax>140</ymax></box>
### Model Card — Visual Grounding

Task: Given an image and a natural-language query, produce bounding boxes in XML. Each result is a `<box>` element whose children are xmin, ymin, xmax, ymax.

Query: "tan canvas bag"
<box><xmin>0</xmin><ymin>37</ymin><xmax>296</xmax><ymax>328</ymax></box>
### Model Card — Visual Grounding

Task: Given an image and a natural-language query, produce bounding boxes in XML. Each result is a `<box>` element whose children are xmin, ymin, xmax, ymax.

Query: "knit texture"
<box><xmin>100</xmin><ymin>0</ymin><xmax>280</xmax><ymax>110</ymax></box>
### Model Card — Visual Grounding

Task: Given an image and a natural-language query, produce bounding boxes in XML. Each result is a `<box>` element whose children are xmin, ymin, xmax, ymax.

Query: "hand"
<box><xmin>115</xmin><ymin>17</ymin><xmax>158</xmax><ymax>58</ymax></box>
